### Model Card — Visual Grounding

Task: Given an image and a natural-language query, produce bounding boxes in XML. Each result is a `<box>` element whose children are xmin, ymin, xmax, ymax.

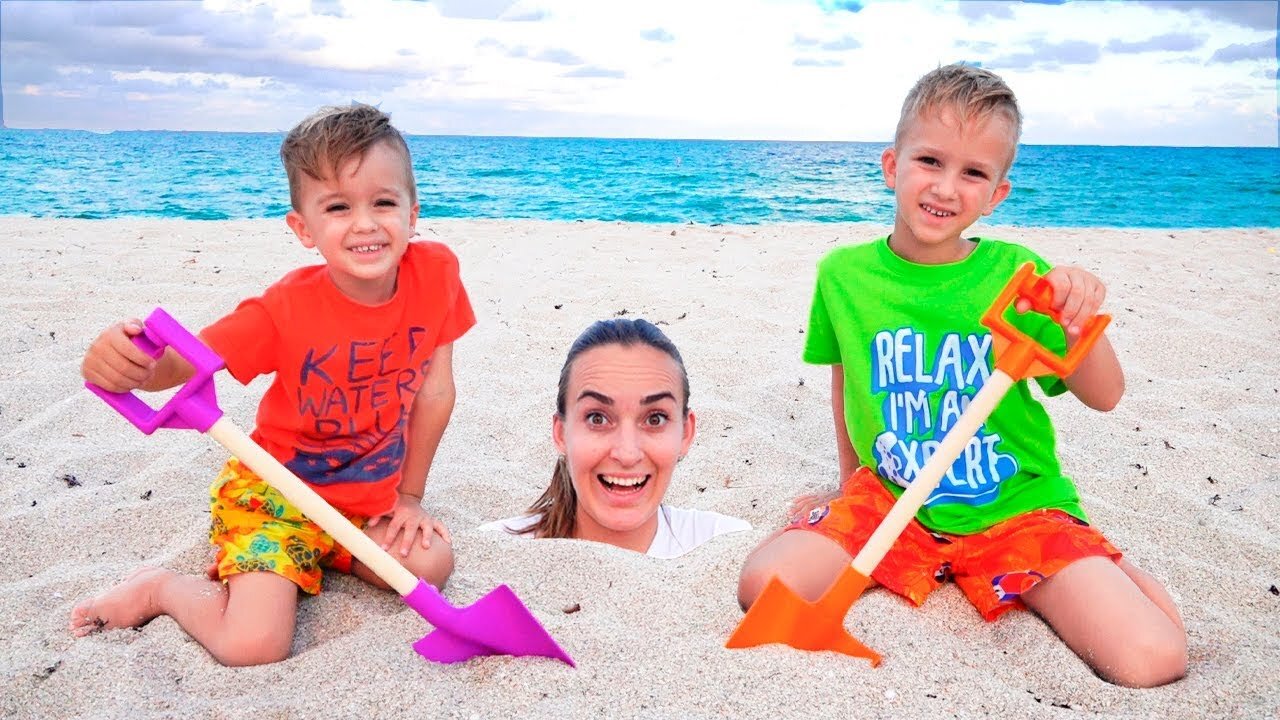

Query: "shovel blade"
<box><xmin>726</xmin><ymin>566</ymin><xmax>880</xmax><ymax>666</ymax></box>
<box><xmin>405</xmin><ymin>581</ymin><xmax>575</xmax><ymax>666</ymax></box>
<box><xmin>413</xmin><ymin>627</ymin><xmax>493</xmax><ymax>663</ymax></box>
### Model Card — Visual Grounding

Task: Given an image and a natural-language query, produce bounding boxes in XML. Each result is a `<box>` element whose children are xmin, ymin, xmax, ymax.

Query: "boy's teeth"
<box><xmin>922</xmin><ymin>204</ymin><xmax>953</xmax><ymax>217</ymax></box>
<box><xmin>352</xmin><ymin>244</ymin><xmax>383</xmax><ymax>253</ymax></box>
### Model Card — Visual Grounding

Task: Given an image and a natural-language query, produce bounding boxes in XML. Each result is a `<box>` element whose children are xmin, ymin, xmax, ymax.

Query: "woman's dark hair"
<box><xmin>523</xmin><ymin>319</ymin><xmax>689</xmax><ymax>539</ymax></box>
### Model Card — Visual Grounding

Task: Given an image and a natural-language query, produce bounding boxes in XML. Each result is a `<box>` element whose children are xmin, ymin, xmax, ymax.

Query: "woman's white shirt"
<box><xmin>478</xmin><ymin>506</ymin><xmax>750</xmax><ymax>559</ymax></box>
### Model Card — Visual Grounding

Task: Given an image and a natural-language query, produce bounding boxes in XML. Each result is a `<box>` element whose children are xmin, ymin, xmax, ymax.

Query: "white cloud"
<box><xmin>109</xmin><ymin>69</ymin><xmax>271</xmax><ymax>90</ymax></box>
<box><xmin>0</xmin><ymin>0</ymin><xmax>1275</xmax><ymax>145</ymax></box>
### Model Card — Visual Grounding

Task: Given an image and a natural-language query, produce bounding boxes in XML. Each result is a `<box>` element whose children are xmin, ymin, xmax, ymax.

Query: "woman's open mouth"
<box><xmin>598</xmin><ymin>474</ymin><xmax>649</xmax><ymax>494</ymax></box>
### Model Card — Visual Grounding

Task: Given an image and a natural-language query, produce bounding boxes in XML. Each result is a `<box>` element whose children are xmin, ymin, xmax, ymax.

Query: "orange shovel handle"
<box><xmin>983</xmin><ymin>262</ymin><xmax>1110</xmax><ymax>381</ymax></box>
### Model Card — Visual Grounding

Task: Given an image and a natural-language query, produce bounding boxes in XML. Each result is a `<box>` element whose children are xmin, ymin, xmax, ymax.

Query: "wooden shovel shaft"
<box><xmin>850</xmin><ymin>370</ymin><xmax>1015</xmax><ymax>576</ymax></box>
<box><xmin>208</xmin><ymin>417</ymin><xmax>419</xmax><ymax>596</ymax></box>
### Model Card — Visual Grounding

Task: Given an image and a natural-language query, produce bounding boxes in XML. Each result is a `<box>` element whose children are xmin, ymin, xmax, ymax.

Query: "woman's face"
<box><xmin>553</xmin><ymin>343</ymin><xmax>696</xmax><ymax>549</ymax></box>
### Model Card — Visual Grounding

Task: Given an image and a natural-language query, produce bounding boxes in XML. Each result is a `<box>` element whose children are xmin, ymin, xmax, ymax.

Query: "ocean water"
<box><xmin>1</xmin><ymin>129</ymin><xmax>1276</xmax><ymax>227</ymax></box>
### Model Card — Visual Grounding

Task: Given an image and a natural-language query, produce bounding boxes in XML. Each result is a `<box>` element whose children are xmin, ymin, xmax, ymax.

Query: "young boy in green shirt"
<box><xmin>736</xmin><ymin>64</ymin><xmax>1186</xmax><ymax>688</ymax></box>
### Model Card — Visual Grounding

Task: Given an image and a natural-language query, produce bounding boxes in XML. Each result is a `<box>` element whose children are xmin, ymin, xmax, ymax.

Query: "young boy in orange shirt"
<box><xmin>737</xmin><ymin>64</ymin><xmax>1186</xmax><ymax>688</ymax></box>
<box><xmin>72</xmin><ymin>103</ymin><xmax>475</xmax><ymax>666</ymax></box>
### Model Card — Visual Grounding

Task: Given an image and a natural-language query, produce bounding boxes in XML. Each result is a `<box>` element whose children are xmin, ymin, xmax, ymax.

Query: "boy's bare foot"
<box><xmin>69</xmin><ymin>566</ymin><xmax>171</xmax><ymax>637</ymax></box>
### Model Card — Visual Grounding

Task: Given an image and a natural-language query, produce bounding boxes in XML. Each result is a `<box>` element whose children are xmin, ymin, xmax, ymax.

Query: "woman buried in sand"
<box><xmin>481</xmin><ymin>319</ymin><xmax>749</xmax><ymax>558</ymax></box>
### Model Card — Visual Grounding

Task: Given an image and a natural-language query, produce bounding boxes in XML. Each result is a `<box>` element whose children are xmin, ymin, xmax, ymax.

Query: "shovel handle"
<box><xmin>850</xmin><ymin>373</ymin><xmax>1015</xmax><ymax>575</ymax></box>
<box><xmin>207</xmin><ymin>418</ymin><xmax>419</xmax><ymax>596</ymax></box>
<box><xmin>850</xmin><ymin>264</ymin><xmax>1111</xmax><ymax>576</ymax></box>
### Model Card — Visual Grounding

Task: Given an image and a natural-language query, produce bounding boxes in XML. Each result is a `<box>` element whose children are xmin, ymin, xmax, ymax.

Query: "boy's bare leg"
<box><xmin>353</xmin><ymin>523</ymin><xmax>455</xmax><ymax>591</ymax></box>
<box><xmin>737</xmin><ymin>529</ymin><xmax>854</xmax><ymax>610</ymax></box>
<box><xmin>1023</xmin><ymin>556</ymin><xmax>1187</xmax><ymax>688</ymax></box>
<box><xmin>70</xmin><ymin>568</ymin><xmax>299</xmax><ymax>667</ymax></box>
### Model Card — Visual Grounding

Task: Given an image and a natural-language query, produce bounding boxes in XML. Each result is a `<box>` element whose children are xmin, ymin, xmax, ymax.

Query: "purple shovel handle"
<box><xmin>85</xmin><ymin>308</ymin><xmax>226</xmax><ymax>434</ymax></box>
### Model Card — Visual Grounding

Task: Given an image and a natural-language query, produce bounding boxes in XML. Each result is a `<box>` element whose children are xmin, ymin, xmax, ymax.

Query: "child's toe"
<box><xmin>69</xmin><ymin>601</ymin><xmax>102</xmax><ymax>635</ymax></box>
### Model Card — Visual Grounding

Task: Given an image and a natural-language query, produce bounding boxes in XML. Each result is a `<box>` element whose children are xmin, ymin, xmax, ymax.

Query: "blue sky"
<box><xmin>1</xmin><ymin>0</ymin><xmax>1276</xmax><ymax>146</ymax></box>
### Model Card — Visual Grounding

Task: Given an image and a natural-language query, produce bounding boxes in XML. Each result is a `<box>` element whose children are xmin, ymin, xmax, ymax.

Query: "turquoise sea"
<box><xmin>1</xmin><ymin>129</ymin><xmax>1276</xmax><ymax>227</ymax></box>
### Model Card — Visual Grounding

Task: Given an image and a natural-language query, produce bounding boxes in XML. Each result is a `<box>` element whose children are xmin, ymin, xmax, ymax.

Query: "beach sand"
<box><xmin>1</xmin><ymin>218</ymin><xmax>1277</xmax><ymax>719</ymax></box>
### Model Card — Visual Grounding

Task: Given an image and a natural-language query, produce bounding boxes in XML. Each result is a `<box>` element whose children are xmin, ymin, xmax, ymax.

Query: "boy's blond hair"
<box><xmin>280</xmin><ymin>103</ymin><xmax>416</xmax><ymax>209</ymax></box>
<box><xmin>895</xmin><ymin>63</ymin><xmax>1023</xmax><ymax>174</ymax></box>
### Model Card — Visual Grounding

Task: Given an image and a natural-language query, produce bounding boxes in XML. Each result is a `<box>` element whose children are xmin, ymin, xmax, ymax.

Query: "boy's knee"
<box><xmin>409</xmin><ymin>537</ymin><xmax>454</xmax><ymax>591</ymax></box>
<box><xmin>214</xmin><ymin>625</ymin><xmax>293</xmax><ymax>667</ymax></box>
<box><xmin>735</xmin><ymin>532</ymin><xmax>853</xmax><ymax>611</ymax></box>
<box><xmin>737</xmin><ymin>565</ymin><xmax>770</xmax><ymax>611</ymax></box>
<box><xmin>1104</xmin><ymin>629</ymin><xmax>1187</xmax><ymax>688</ymax></box>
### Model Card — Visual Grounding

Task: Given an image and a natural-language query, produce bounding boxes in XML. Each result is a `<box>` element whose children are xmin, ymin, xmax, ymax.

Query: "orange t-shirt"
<box><xmin>201</xmin><ymin>241</ymin><xmax>476</xmax><ymax>517</ymax></box>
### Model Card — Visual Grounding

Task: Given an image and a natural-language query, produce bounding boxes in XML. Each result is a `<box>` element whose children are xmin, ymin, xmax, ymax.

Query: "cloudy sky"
<box><xmin>1</xmin><ymin>0</ymin><xmax>1276</xmax><ymax>146</ymax></box>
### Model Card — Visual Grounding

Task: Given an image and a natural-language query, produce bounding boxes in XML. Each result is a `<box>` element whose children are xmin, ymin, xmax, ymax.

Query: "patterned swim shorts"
<box><xmin>209</xmin><ymin>458</ymin><xmax>367</xmax><ymax>595</ymax></box>
<box><xmin>786</xmin><ymin>467</ymin><xmax>1121</xmax><ymax>620</ymax></box>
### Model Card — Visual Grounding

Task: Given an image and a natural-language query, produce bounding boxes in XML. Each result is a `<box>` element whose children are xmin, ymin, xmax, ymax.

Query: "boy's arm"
<box><xmin>144</xmin><ymin>348</ymin><xmax>197</xmax><ymax>391</ymax></box>
<box><xmin>831</xmin><ymin>365</ymin><xmax>859</xmax><ymax>481</ymax></box>
<box><xmin>1029</xmin><ymin>265</ymin><xmax>1125</xmax><ymax>412</ymax></box>
<box><xmin>398</xmin><ymin>342</ymin><xmax>457</xmax><ymax>500</ymax></box>
<box><xmin>367</xmin><ymin>343</ymin><xmax>457</xmax><ymax>554</ymax></box>
<box><xmin>1062</xmin><ymin>333</ymin><xmax>1124</xmax><ymax>411</ymax></box>
<box><xmin>788</xmin><ymin>364</ymin><xmax>857</xmax><ymax>519</ymax></box>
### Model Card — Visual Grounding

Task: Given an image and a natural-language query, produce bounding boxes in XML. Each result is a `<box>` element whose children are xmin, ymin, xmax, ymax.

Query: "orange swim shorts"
<box><xmin>787</xmin><ymin>467</ymin><xmax>1121</xmax><ymax>620</ymax></box>
<box><xmin>208</xmin><ymin>458</ymin><xmax>367</xmax><ymax>595</ymax></box>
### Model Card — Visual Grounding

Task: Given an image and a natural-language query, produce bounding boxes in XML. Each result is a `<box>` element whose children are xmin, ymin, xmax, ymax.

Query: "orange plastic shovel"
<box><xmin>726</xmin><ymin>262</ymin><xmax>1110</xmax><ymax>665</ymax></box>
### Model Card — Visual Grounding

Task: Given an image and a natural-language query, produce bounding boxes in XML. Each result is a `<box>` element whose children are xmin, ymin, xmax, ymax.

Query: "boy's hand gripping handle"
<box><xmin>84</xmin><ymin>308</ymin><xmax>226</xmax><ymax>433</ymax></box>
<box><xmin>983</xmin><ymin>262</ymin><xmax>1110</xmax><ymax>381</ymax></box>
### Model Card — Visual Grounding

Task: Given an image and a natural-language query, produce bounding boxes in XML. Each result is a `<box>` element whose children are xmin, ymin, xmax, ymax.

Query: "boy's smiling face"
<box><xmin>285</xmin><ymin>140</ymin><xmax>418</xmax><ymax>305</ymax></box>
<box><xmin>881</xmin><ymin>108</ymin><xmax>1015</xmax><ymax>264</ymax></box>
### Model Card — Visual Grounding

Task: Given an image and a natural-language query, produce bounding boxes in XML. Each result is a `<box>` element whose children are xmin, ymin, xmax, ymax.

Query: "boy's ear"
<box><xmin>880</xmin><ymin>147</ymin><xmax>898</xmax><ymax>189</ymax></box>
<box><xmin>410</xmin><ymin>202</ymin><xmax>420</xmax><ymax>236</ymax></box>
<box><xmin>286</xmin><ymin>209</ymin><xmax>316</xmax><ymax>249</ymax></box>
<box><xmin>983</xmin><ymin>178</ymin><xmax>1012</xmax><ymax>216</ymax></box>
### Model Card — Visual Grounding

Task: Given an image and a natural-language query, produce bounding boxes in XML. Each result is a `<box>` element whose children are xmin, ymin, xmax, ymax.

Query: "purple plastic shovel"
<box><xmin>87</xmin><ymin>307</ymin><xmax>574</xmax><ymax>667</ymax></box>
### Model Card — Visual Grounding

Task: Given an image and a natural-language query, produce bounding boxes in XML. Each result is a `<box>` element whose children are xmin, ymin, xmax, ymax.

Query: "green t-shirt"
<box><xmin>803</xmin><ymin>237</ymin><xmax>1085</xmax><ymax>535</ymax></box>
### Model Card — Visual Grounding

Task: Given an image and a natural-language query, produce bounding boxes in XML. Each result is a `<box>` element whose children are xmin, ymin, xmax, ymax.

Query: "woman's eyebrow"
<box><xmin>642</xmin><ymin>392</ymin><xmax>676</xmax><ymax>405</ymax></box>
<box><xmin>577</xmin><ymin>390</ymin><xmax>613</xmax><ymax>405</ymax></box>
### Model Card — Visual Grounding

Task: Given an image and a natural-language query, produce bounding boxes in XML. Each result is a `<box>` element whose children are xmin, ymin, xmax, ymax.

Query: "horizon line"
<box><xmin>1</xmin><ymin>125</ymin><xmax>1277</xmax><ymax>150</ymax></box>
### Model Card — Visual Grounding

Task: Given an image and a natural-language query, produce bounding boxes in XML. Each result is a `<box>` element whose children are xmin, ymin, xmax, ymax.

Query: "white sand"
<box><xmin>0</xmin><ymin>218</ymin><xmax>1277</xmax><ymax>719</ymax></box>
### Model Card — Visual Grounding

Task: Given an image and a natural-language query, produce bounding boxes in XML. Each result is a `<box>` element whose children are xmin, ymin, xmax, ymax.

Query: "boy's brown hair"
<box><xmin>280</xmin><ymin>102</ymin><xmax>416</xmax><ymax>209</ymax></box>
<box><xmin>895</xmin><ymin>63</ymin><xmax>1023</xmax><ymax>174</ymax></box>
